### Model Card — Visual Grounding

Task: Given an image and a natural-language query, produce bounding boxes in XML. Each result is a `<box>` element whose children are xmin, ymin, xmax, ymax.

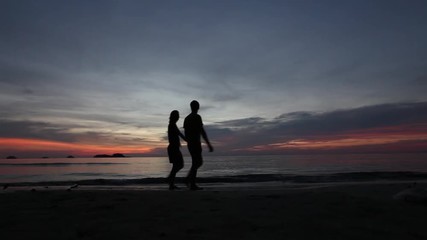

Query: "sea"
<box><xmin>1</xmin><ymin>153</ymin><xmax>427</xmax><ymax>186</ymax></box>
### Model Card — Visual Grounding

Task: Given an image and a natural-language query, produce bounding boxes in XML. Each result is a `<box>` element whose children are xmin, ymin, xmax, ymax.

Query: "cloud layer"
<box><xmin>2</xmin><ymin>101</ymin><xmax>426</xmax><ymax>157</ymax></box>
<box><xmin>209</xmin><ymin>102</ymin><xmax>427</xmax><ymax>154</ymax></box>
<box><xmin>1</xmin><ymin>1</ymin><xmax>427</xmax><ymax>157</ymax></box>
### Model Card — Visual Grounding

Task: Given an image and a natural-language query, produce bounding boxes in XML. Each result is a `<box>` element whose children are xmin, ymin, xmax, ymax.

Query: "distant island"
<box><xmin>93</xmin><ymin>153</ymin><xmax>127</xmax><ymax>158</ymax></box>
<box><xmin>67</xmin><ymin>155</ymin><xmax>75</xmax><ymax>158</ymax></box>
<box><xmin>6</xmin><ymin>156</ymin><xmax>17</xmax><ymax>159</ymax></box>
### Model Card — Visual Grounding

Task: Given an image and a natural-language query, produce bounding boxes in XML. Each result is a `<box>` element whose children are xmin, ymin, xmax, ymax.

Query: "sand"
<box><xmin>1</xmin><ymin>182</ymin><xmax>427</xmax><ymax>240</ymax></box>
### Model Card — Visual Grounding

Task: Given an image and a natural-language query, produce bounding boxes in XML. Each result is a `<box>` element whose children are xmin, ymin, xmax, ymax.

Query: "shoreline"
<box><xmin>2</xmin><ymin>171</ymin><xmax>427</xmax><ymax>188</ymax></box>
<box><xmin>2</xmin><ymin>179</ymin><xmax>427</xmax><ymax>193</ymax></box>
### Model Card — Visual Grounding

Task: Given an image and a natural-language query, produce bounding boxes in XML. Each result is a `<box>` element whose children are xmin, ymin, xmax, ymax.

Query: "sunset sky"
<box><xmin>1</xmin><ymin>0</ymin><xmax>427</xmax><ymax>157</ymax></box>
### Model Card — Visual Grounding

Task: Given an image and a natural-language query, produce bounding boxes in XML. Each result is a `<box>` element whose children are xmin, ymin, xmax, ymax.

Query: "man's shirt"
<box><xmin>184</xmin><ymin>113</ymin><xmax>203</xmax><ymax>144</ymax></box>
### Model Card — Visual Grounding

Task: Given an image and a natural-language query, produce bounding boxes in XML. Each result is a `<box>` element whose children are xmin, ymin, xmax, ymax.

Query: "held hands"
<box><xmin>179</xmin><ymin>132</ymin><xmax>187</xmax><ymax>142</ymax></box>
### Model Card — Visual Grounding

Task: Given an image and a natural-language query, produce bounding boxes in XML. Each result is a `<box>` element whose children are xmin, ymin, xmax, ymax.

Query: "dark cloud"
<box><xmin>218</xmin><ymin>117</ymin><xmax>265</xmax><ymax>128</ymax></box>
<box><xmin>210</xmin><ymin>102</ymin><xmax>427</xmax><ymax>153</ymax></box>
<box><xmin>275</xmin><ymin>112</ymin><xmax>315</xmax><ymax>122</ymax></box>
<box><xmin>414</xmin><ymin>75</ymin><xmax>427</xmax><ymax>86</ymax></box>
<box><xmin>0</xmin><ymin>119</ymin><xmax>144</xmax><ymax>146</ymax></box>
<box><xmin>1</xmin><ymin>1</ymin><xmax>426</xmax><ymax>113</ymax></box>
<box><xmin>0</xmin><ymin>62</ymin><xmax>54</xmax><ymax>85</ymax></box>
<box><xmin>22</xmin><ymin>88</ymin><xmax>34</xmax><ymax>94</ymax></box>
<box><xmin>273</xmin><ymin>102</ymin><xmax>427</xmax><ymax>136</ymax></box>
<box><xmin>0</xmin><ymin>120</ymin><xmax>76</xmax><ymax>142</ymax></box>
<box><xmin>1</xmin><ymin>101</ymin><xmax>427</xmax><ymax>155</ymax></box>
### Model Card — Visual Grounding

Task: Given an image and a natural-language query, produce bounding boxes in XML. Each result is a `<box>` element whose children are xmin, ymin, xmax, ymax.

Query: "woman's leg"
<box><xmin>169</xmin><ymin>162</ymin><xmax>183</xmax><ymax>185</ymax></box>
<box><xmin>168</xmin><ymin>148</ymin><xmax>184</xmax><ymax>189</ymax></box>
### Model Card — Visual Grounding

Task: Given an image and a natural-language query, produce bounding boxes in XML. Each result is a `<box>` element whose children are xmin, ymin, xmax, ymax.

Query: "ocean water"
<box><xmin>1</xmin><ymin>153</ymin><xmax>427</xmax><ymax>184</ymax></box>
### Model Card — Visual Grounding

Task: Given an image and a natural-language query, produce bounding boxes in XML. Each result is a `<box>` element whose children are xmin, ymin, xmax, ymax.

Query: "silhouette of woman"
<box><xmin>167</xmin><ymin>110</ymin><xmax>186</xmax><ymax>190</ymax></box>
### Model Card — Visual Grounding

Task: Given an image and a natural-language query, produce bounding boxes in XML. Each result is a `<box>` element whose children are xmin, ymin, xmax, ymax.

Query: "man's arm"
<box><xmin>201</xmin><ymin>127</ymin><xmax>213</xmax><ymax>152</ymax></box>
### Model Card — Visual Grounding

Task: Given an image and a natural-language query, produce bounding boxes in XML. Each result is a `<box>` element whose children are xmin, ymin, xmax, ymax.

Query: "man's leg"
<box><xmin>187</xmin><ymin>144</ymin><xmax>203</xmax><ymax>189</ymax></box>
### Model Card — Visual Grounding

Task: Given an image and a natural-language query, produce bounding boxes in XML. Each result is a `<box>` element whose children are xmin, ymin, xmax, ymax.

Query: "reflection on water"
<box><xmin>1</xmin><ymin>153</ymin><xmax>427</xmax><ymax>183</ymax></box>
<box><xmin>0</xmin><ymin>157</ymin><xmax>170</xmax><ymax>183</ymax></box>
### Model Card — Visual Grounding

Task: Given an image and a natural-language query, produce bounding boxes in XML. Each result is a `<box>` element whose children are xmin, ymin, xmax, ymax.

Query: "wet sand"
<box><xmin>1</xmin><ymin>182</ymin><xmax>427</xmax><ymax>240</ymax></box>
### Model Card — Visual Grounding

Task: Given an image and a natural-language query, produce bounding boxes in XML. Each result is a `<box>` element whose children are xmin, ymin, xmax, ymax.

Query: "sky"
<box><xmin>1</xmin><ymin>0</ymin><xmax>427</xmax><ymax>157</ymax></box>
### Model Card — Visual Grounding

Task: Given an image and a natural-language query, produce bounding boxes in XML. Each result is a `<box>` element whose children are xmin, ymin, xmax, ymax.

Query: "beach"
<box><xmin>1</xmin><ymin>182</ymin><xmax>427</xmax><ymax>240</ymax></box>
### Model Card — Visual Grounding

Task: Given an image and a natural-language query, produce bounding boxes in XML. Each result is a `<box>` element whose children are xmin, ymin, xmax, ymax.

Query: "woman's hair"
<box><xmin>169</xmin><ymin>110</ymin><xmax>179</xmax><ymax>123</ymax></box>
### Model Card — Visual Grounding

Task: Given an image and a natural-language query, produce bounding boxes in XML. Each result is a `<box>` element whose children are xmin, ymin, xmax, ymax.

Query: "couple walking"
<box><xmin>167</xmin><ymin>100</ymin><xmax>213</xmax><ymax>190</ymax></box>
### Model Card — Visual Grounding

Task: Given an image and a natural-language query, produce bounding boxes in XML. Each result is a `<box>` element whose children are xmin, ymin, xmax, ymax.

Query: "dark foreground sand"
<box><xmin>1</xmin><ymin>182</ymin><xmax>427</xmax><ymax>240</ymax></box>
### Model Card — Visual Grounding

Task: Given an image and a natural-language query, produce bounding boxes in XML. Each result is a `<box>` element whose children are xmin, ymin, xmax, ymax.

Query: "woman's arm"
<box><xmin>177</xmin><ymin>126</ymin><xmax>187</xmax><ymax>142</ymax></box>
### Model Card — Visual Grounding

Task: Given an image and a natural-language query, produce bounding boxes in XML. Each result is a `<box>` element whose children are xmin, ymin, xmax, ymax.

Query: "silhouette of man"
<box><xmin>184</xmin><ymin>100</ymin><xmax>213</xmax><ymax>190</ymax></box>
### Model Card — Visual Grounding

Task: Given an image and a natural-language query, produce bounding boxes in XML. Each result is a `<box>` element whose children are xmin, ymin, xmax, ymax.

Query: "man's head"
<box><xmin>190</xmin><ymin>100</ymin><xmax>200</xmax><ymax>113</ymax></box>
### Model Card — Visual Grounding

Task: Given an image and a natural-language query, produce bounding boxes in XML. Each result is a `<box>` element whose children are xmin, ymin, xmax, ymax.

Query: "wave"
<box><xmin>0</xmin><ymin>162</ymin><xmax>128</xmax><ymax>166</ymax></box>
<box><xmin>3</xmin><ymin>171</ymin><xmax>427</xmax><ymax>186</ymax></box>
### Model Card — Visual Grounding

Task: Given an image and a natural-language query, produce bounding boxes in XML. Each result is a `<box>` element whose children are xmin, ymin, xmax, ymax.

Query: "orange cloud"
<box><xmin>243</xmin><ymin>124</ymin><xmax>427</xmax><ymax>152</ymax></box>
<box><xmin>0</xmin><ymin>138</ymin><xmax>153</xmax><ymax>156</ymax></box>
